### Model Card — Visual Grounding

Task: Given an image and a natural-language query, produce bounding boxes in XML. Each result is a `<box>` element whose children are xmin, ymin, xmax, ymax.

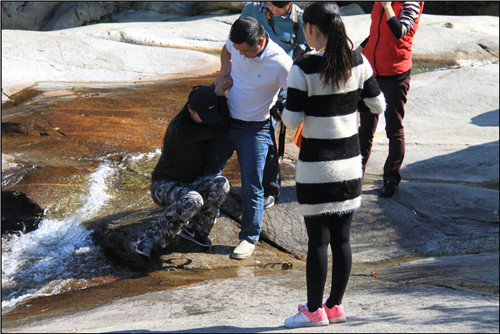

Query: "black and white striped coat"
<box><xmin>282</xmin><ymin>50</ymin><xmax>385</xmax><ymax>217</ymax></box>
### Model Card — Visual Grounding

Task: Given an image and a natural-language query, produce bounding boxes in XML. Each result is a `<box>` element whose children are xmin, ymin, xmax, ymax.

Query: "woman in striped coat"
<box><xmin>282</xmin><ymin>2</ymin><xmax>385</xmax><ymax>328</ymax></box>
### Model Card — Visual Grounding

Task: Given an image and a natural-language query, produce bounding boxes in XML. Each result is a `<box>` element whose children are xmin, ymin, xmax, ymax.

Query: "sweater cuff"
<box><xmin>387</xmin><ymin>16</ymin><xmax>403</xmax><ymax>39</ymax></box>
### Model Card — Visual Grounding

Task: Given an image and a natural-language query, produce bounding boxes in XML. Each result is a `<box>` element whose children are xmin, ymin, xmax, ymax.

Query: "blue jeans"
<box><xmin>202</xmin><ymin>119</ymin><xmax>272</xmax><ymax>243</ymax></box>
<box><xmin>204</xmin><ymin>120</ymin><xmax>280</xmax><ymax>198</ymax></box>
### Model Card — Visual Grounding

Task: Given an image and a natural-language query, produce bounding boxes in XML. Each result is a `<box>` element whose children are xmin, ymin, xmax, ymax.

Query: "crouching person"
<box><xmin>135</xmin><ymin>83</ymin><xmax>232</xmax><ymax>257</ymax></box>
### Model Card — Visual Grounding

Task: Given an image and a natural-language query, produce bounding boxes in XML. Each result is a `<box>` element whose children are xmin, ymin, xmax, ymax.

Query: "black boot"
<box><xmin>380</xmin><ymin>180</ymin><xmax>398</xmax><ymax>198</ymax></box>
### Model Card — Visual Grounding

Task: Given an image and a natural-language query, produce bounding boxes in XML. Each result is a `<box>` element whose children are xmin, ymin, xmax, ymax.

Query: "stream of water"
<box><xmin>2</xmin><ymin>148</ymin><xmax>168</xmax><ymax>314</ymax></box>
<box><xmin>2</xmin><ymin>162</ymin><xmax>118</xmax><ymax>312</ymax></box>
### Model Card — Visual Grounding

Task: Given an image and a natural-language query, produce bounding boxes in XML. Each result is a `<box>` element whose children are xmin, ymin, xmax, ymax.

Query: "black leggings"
<box><xmin>304</xmin><ymin>212</ymin><xmax>353</xmax><ymax>312</ymax></box>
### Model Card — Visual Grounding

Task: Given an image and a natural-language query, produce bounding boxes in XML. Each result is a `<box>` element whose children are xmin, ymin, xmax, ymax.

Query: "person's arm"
<box><xmin>383</xmin><ymin>1</ymin><xmax>421</xmax><ymax>39</ymax></box>
<box><xmin>358</xmin><ymin>54</ymin><xmax>386</xmax><ymax>115</ymax></box>
<box><xmin>214</xmin><ymin>76</ymin><xmax>232</xmax><ymax>96</ymax></box>
<box><xmin>213</xmin><ymin>44</ymin><xmax>232</xmax><ymax>89</ymax></box>
<box><xmin>282</xmin><ymin>65</ymin><xmax>306</xmax><ymax>130</ymax></box>
<box><xmin>381</xmin><ymin>1</ymin><xmax>396</xmax><ymax>20</ymax></box>
<box><xmin>355</xmin><ymin>36</ymin><xmax>370</xmax><ymax>52</ymax></box>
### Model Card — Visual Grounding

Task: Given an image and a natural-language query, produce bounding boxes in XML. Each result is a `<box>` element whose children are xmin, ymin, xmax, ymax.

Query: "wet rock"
<box><xmin>84</xmin><ymin>204</ymin><xmax>295</xmax><ymax>273</ymax></box>
<box><xmin>85</xmin><ymin>207</ymin><xmax>166</xmax><ymax>272</ymax></box>
<box><xmin>1</xmin><ymin>153</ymin><xmax>22</xmax><ymax>173</ymax></box>
<box><xmin>1</xmin><ymin>122</ymin><xmax>50</xmax><ymax>136</ymax></box>
<box><xmin>1</xmin><ymin>191</ymin><xmax>44</xmax><ymax>234</ymax></box>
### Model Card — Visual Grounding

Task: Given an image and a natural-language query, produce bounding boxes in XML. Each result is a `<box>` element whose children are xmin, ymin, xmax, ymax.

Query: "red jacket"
<box><xmin>362</xmin><ymin>2</ymin><xmax>424</xmax><ymax>76</ymax></box>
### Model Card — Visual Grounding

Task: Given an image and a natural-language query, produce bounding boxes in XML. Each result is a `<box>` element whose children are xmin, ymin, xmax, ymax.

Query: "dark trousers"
<box><xmin>304</xmin><ymin>212</ymin><xmax>353</xmax><ymax>312</ymax></box>
<box><xmin>359</xmin><ymin>75</ymin><xmax>411</xmax><ymax>184</ymax></box>
<box><xmin>263</xmin><ymin>120</ymin><xmax>281</xmax><ymax>198</ymax></box>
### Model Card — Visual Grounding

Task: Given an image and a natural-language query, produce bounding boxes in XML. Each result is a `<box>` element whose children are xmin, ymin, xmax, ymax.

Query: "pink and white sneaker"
<box><xmin>323</xmin><ymin>301</ymin><xmax>347</xmax><ymax>323</ymax></box>
<box><xmin>284</xmin><ymin>303</ymin><xmax>329</xmax><ymax>328</ymax></box>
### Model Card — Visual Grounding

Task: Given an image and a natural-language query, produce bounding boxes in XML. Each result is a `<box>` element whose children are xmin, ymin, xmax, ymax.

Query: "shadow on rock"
<box><xmin>470</xmin><ymin>109</ymin><xmax>499</xmax><ymax>127</ymax></box>
<box><xmin>355</xmin><ymin>141</ymin><xmax>499</xmax><ymax>261</ymax></box>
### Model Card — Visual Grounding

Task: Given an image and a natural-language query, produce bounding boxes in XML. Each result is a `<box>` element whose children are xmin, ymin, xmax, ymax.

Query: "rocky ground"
<box><xmin>1</xmin><ymin>12</ymin><xmax>499</xmax><ymax>333</ymax></box>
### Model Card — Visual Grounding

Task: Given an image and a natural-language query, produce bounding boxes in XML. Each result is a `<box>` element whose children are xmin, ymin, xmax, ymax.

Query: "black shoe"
<box><xmin>179</xmin><ymin>226</ymin><xmax>212</xmax><ymax>247</ymax></box>
<box><xmin>380</xmin><ymin>180</ymin><xmax>398</xmax><ymax>198</ymax></box>
<box><xmin>135</xmin><ymin>235</ymin><xmax>154</xmax><ymax>257</ymax></box>
<box><xmin>264</xmin><ymin>196</ymin><xmax>275</xmax><ymax>209</ymax></box>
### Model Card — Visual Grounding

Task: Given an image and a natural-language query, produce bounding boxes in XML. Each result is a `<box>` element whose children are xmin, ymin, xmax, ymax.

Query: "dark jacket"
<box><xmin>152</xmin><ymin>96</ymin><xmax>229</xmax><ymax>182</ymax></box>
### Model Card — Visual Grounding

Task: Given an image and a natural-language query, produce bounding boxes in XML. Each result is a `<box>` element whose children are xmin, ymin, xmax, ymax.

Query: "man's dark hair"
<box><xmin>270</xmin><ymin>1</ymin><xmax>291</xmax><ymax>9</ymax></box>
<box><xmin>229</xmin><ymin>17</ymin><xmax>266</xmax><ymax>46</ymax></box>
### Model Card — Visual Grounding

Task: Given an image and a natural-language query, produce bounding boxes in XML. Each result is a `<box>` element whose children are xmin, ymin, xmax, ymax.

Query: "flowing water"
<box><xmin>2</xmin><ymin>156</ymin><xmax>147</xmax><ymax>313</ymax></box>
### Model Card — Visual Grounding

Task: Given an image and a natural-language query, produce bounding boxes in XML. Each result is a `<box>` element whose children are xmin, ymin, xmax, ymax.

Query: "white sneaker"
<box><xmin>230</xmin><ymin>239</ymin><xmax>255</xmax><ymax>260</ymax></box>
<box><xmin>284</xmin><ymin>304</ymin><xmax>329</xmax><ymax>328</ymax></box>
<box><xmin>263</xmin><ymin>196</ymin><xmax>275</xmax><ymax>209</ymax></box>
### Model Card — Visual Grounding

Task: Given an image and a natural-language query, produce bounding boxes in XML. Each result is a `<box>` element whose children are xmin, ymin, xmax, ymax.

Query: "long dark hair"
<box><xmin>302</xmin><ymin>2</ymin><xmax>354</xmax><ymax>88</ymax></box>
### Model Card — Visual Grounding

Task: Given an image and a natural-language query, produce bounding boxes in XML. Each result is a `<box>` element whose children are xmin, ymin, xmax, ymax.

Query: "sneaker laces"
<box><xmin>136</xmin><ymin>235</ymin><xmax>146</xmax><ymax>245</ymax></box>
<box><xmin>295</xmin><ymin>304</ymin><xmax>307</xmax><ymax>316</ymax></box>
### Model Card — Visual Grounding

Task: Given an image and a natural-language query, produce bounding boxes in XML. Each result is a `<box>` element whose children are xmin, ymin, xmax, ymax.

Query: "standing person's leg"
<box><xmin>304</xmin><ymin>214</ymin><xmax>331</xmax><ymax>312</ymax></box>
<box><xmin>262</xmin><ymin>119</ymin><xmax>281</xmax><ymax>206</ymax></box>
<box><xmin>263</xmin><ymin>88</ymin><xmax>286</xmax><ymax>207</ymax></box>
<box><xmin>378</xmin><ymin>76</ymin><xmax>410</xmax><ymax>197</ymax></box>
<box><xmin>229</xmin><ymin>120</ymin><xmax>269</xmax><ymax>259</ymax></box>
<box><xmin>358</xmin><ymin>106</ymin><xmax>380</xmax><ymax>175</ymax></box>
<box><xmin>284</xmin><ymin>214</ymin><xmax>330</xmax><ymax>328</ymax></box>
<box><xmin>324</xmin><ymin>212</ymin><xmax>353</xmax><ymax>323</ymax></box>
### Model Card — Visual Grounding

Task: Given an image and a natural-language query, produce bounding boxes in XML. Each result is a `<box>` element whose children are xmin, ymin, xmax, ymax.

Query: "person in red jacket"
<box><xmin>357</xmin><ymin>1</ymin><xmax>424</xmax><ymax>197</ymax></box>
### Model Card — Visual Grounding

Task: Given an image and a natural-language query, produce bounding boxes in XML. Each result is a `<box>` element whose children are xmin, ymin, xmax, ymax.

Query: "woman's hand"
<box><xmin>381</xmin><ymin>2</ymin><xmax>396</xmax><ymax>20</ymax></box>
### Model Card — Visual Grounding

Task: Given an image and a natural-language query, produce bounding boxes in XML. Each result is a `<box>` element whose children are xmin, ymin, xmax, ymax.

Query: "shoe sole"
<box><xmin>179</xmin><ymin>232</ymin><xmax>211</xmax><ymax>247</ymax></box>
<box><xmin>230</xmin><ymin>249</ymin><xmax>254</xmax><ymax>260</ymax></box>
<box><xmin>230</xmin><ymin>253</ymin><xmax>251</xmax><ymax>260</ymax></box>
<box><xmin>263</xmin><ymin>202</ymin><xmax>275</xmax><ymax>209</ymax></box>
<box><xmin>135</xmin><ymin>248</ymin><xmax>151</xmax><ymax>257</ymax></box>
<box><xmin>263</xmin><ymin>198</ymin><xmax>275</xmax><ymax>209</ymax></box>
<box><xmin>285</xmin><ymin>320</ymin><xmax>329</xmax><ymax>328</ymax></box>
<box><xmin>329</xmin><ymin>317</ymin><xmax>346</xmax><ymax>323</ymax></box>
<box><xmin>380</xmin><ymin>191</ymin><xmax>397</xmax><ymax>198</ymax></box>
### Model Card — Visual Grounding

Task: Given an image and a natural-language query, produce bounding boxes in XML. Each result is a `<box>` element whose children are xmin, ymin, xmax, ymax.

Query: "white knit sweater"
<box><xmin>283</xmin><ymin>50</ymin><xmax>385</xmax><ymax>217</ymax></box>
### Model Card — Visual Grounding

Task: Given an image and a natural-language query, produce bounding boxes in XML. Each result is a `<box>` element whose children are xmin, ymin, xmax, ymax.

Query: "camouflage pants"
<box><xmin>146</xmin><ymin>174</ymin><xmax>230</xmax><ymax>247</ymax></box>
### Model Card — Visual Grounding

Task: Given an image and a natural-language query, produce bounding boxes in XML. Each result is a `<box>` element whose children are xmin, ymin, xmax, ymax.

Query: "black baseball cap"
<box><xmin>187</xmin><ymin>85</ymin><xmax>221</xmax><ymax>124</ymax></box>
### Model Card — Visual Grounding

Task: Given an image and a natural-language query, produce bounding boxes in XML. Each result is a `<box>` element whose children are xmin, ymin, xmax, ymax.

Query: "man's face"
<box><xmin>233</xmin><ymin>38</ymin><xmax>266</xmax><ymax>58</ymax></box>
<box><xmin>267</xmin><ymin>2</ymin><xmax>292</xmax><ymax>17</ymax></box>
